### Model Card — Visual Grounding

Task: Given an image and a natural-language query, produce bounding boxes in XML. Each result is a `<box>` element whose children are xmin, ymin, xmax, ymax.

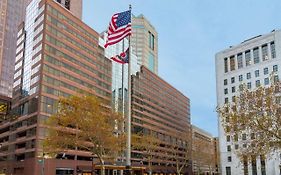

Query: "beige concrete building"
<box><xmin>192</xmin><ymin>125</ymin><xmax>218</xmax><ymax>175</ymax></box>
<box><xmin>132</xmin><ymin>14</ymin><xmax>158</xmax><ymax>74</ymax></box>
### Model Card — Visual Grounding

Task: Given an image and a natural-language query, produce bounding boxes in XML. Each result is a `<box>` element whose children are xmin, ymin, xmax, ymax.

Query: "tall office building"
<box><xmin>0</xmin><ymin>0</ymin><xmax>82</xmax><ymax>99</ymax></box>
<box><xmin>216</xmin><ymin>30</ymin><xmax>281</xmax><ymax>175</ymax></box>
<box><xmin>0</xmin><ymin>0</ymin><xmax>110</xmax><ymax>174</ymax></box>
<box><xmin>0</xmin><ymin>0</ymin><xmax>32</xmax><ymax>98</ymax></box>
<box><xmin>131</xmin><ymin>14</ymin><xmax>158</xmax><ymax>74</ymax></box>
<box><xmin>131</xmin><ymin>66</ymin><xmax>192</xmax><ymax>174</ymax></box>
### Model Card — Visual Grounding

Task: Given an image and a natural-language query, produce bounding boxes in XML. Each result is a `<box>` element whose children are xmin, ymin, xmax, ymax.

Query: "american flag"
<box><xmin>104</xmin><ymin>10</ymin><xmax>131</xmax><ymax>48</ymax></box>
<box><xmin>110</xmin><ymin>48</ymin><xmax>129</xmax><ymax>64</ymax></box>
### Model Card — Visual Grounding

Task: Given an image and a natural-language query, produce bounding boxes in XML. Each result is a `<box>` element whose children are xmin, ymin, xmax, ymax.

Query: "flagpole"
<box><xmin>125</xmin><ymin>4</ymin><xmax>132</xmax><ymax>173</ymax></box>
<box><xmin>121</xmin><ymin>38</ymin><xmax>125</xmax><ymax>163</ymax></box>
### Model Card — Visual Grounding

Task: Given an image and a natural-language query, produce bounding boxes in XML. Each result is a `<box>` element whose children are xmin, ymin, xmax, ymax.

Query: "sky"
<box><xmin>82</xmin><ymin>0</ymin><xmax>281</xmax><ymax>136</ymax></box>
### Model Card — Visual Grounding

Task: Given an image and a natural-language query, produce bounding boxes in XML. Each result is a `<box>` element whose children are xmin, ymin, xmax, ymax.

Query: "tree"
<box><xmin>169</xmin><ymin>132</ymin><xmax>192</xmax><ymax>175</ymax></box>
<box><xmin>43</xmin><ymin>95</ymin><xmax>126</xmax><ymax>175</ymax></box>
<box><xmin>192</xmin><ymin>137</ymin><xmax>214</xmax><ymax>175</ymax></box>
<box><xmin>217</xmin><ymin>81</ymin><xmax>281</xmax><ymax>160</ymax></box>
<box><xmin>132</xmin><ymin>132</ymin><xmax>161</xmax><ymax>175</ymax></box>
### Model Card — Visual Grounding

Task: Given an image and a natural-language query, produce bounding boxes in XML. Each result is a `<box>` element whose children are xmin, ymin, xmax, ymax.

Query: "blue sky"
<box><xmin>82</xmin><ymin>0</ymin><xmax>281</xmax><ymax>136</ymax></box>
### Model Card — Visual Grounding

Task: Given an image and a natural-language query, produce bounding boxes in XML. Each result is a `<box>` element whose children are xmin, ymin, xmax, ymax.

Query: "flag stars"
<box><xmin>117</xmin><ymin>10</ymin><xmax>131</xmax><ymax>27</ymax></box>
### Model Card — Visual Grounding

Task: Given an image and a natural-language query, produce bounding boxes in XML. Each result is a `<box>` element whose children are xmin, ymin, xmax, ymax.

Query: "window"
<box><xmin>225</xmin><ymin>98</ymin><xmax>229</xmax><ymax>104</ymax></box>
<box><xmin>230</xmin><ymin>56</ymin><xmax>235</xmax><ymax>71</ymax></box>
<box><xmin>65</xmin><ymin>0</ymin><xmax>70</xmax><ymax>10</ymax></box>
<box><xmin>227</xmin><ymin>145</ymin><xmax>231</xmax><ymax>152</ymax></box>
<box><xmin>247</xmin><ymin>72</ymin><xmax>251</xmax><ymax>79</ymax></box>
<box><xmin>226</xmin><ymin>167</ymin><xmax>231</xmax><ymax>175</ymax></box>
<box><xmin>261</xmin><ymin>44</ymin><xmax>268</xmax><ymax>61</ymax></box>
<box><xmin>224</xmin><ymin>79</ymin><xmax>228</xmax><ymax>85</ymax></box>
<box><xmin>231</xmin><ymin>77</ymin><xmax>235</xmax><ymax>83</ymax></box>
<box><xmin>273</xmin><ymin>65</ymin><xmax>278</xmax><ymax>72</ymax></box>
<box><xmin>148</xmin><ymin>31</ymin><xmax>155</xmax><ymax>50</ymax></box>
<box><xmin>234</xmin><ymin>134</ymin><xmax>238</xmax><ymax>141</ymax></box>
<box><xmin>274</xmin><ymin>75</ymin><xmax>279</xmax><ymax>83</ymax></box>
<box><xmin>251</xmin><ymin>133</ymin><xmax>255</xmax><ymax>140</ymax></box>
<box><xmin>239</xmin><ymin>84</ymin><xmax>243</xmax><ymax>91</ymax></box>
<box><xmin>243</xmin><ymin>157</ymin><xmax>249</xmax><ymax>175</ymax></box>
<box><xmin>224</xmin><ymin>88</ymin><xmax>228</xmax><ymax>94</ymax></box>
<box><xmin>232</xmin><ymin>86</ymin><xmax>235</xmax><ymax>93</ymax></box>
<box><xmin>264</xmin><ymin>78</ymin><xmax>269</xmax><ymax>85</ymax></box>
<box><xmin>242</xmin><ymin>133</ymin><xmax>247</xmax><ymax>140</ymax></box>
<box><xmin>232</xmin><ymin>96</ymin><xmax>236</xmax><ymax>102</ymax></box>
<box><xmin>247</xmin><ymin>82</ymin><xmax>251</xmax><ymax>89</ymax></box>
<box><xmin>245</xmin><ymin>50</ymin><xmax>251</xmax><ymax>66</ymax></box>
<box><xmin>270</xmin><ymin>41</ymin><xmax>276</xmax><ymax>59</ymax></box>
<box><xmin>224</xmin><ymin>58</ymin><xmax>228</xmax><ymax>73</ymax></box>
<box><xmin>255</xmin><ymin>70</ymin><xmax>259</xmax><ymax>77</ymax></box>
<box><xmin>252</xmin><ymin>156</ymin><xmax>257</xmax><ymax>175</ymax></box>
<box><xmin>264</xmin><ymin>67</ymin><xmax>268</xmax><ymax>75</ymax></box>
<box><xmin>260</xmin><ymin>155</ymin><xmax>266</xmax><ymax>175</ymax></box>
<box><xmin>228</xmin><ymin>156</ymin><xmax>232</xmax><ymax>162</ymax></box>
<box><xmin>227</xmin><ymin>135</ymin><xmax>230</xmax><ymax>142</ymax></box>
<box><xmin>237</xmin><ymin>53</ymin><xmax>243</xmax><ymax>69</ymax></box>
<box><xmin>235</xmin><ymin>144</ymin><xmax>239</xmax><ymax>150</ymax></box>
<box><xmin>253</xmin><ymin>47</ymin><xmax>260</xmax><ymax>64</ymax></box>
<box><xmin>239</xmin><ymin>75</ymin><xmax>243</xmax><ymax>82</ymax></box>
<box><xmin>256</xmin><ymin>80</ymin><xmax>260</xmax><ymax>87</ymax></box>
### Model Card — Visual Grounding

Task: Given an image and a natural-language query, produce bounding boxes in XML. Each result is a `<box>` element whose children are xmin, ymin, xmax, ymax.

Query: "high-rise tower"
<box><xmin>0</xmin><ymin>0</ymin><xmax>109</xmax><ymax>174</ymax></box>
<box><xmin>0</xmin><ymin>0</ymin><xmax>82</xmax><ymax>98</ymax></box>
<box><xmin>0</xmin><ymin>0</ymin><xmax>32</xmax><ymax>98</ymax></box>
<box><xmin>131</xmin><ymin>14</ymin><xmax>158</xmax><ymax>74</ymax></box>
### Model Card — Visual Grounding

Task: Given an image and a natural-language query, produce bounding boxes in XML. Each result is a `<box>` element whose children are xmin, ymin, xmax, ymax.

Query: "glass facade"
<box><xmin>4</xmin><ymin>1</ymin><xmax>111</xmax><ymax>174</ymax></box>
<box><xmin>148</xmin><ymin>52</ymin><xmax>155</xmax><ymax>72</ymax></box>
<box><xmin>21</xmin><ymin>0</ymin><xmax>43</xmax><ymax>95</ymax></box>
<box><xmin>132</xmin><ymin>14</ymin><xmax>158</xmax><ymax>74</ymax></box>
<box><xmin>0</xmin><ymin>0</ymin><xmax>32</xmax><ymax>97</ymax></box>
<box><xmin>99</xmin><ymin>33</ymin><xmax>140</xmax><ymax>114</ymax></box>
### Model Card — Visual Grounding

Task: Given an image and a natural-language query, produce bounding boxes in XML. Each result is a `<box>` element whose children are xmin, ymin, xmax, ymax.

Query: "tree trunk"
<box><xmin>148</xmin><ymin>160</ymin><xmax>152</xmax><ymax>175</ymax></box>
<box><xmin>101</xmin><ymin>165</ymin><xmax>105</xmax><ymax>175</ymax></box>
<box><xmin>98</xmin><ymin>158</ymin><xmax>105</xmax><ymax>175</ymax></box>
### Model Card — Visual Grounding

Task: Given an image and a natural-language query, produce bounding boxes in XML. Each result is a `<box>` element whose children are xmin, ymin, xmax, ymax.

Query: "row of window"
<box><xmin>224</xmin><ymin>41</ymin><xmax>276</xmax><ymax>73</ymax></box>
<box><xmin>47</xmin><ymin>5</ymin><xmax>98</xmax><ymax>43</ymax></box>
<box><xmin>226</xmin><ymin>133</ymin><xmax>256</xmax><ymax>143</ymax></box>
<box><xmin>226</xmin><ymin>156</ymin><xmax>266</xmax><ymax>175</ymax></box>
<box><xmin>224</xmin><ymin>65</ymin><xmax>278</xmax><ymax>86</ymax></box>
<box><xmin>45</xmin><ymin>44</ymin><xmax>111</xmax><ymax>89</ymax></box>
<box><xmin>224</xmin><ymin>76</ymin><xmax>278</xmax><ymax>97</ymax></box>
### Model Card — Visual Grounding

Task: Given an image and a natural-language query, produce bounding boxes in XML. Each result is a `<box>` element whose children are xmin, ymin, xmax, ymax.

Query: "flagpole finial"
<box><xmin>129</xmin><ymin>4</ymin><xmax>132</xmax><ymax>10</ymax></box>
